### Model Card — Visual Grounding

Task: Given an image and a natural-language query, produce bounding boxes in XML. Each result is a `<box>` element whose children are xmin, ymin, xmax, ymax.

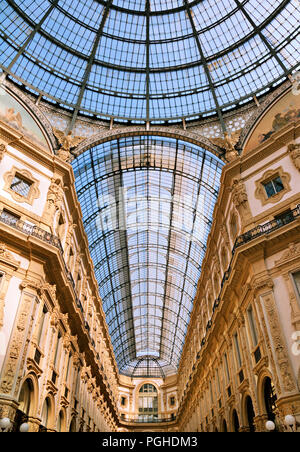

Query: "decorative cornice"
<box><xmin>72</xmin><ymin>126</ymin><xmax>223</xmax><ymax>160</ymax></box>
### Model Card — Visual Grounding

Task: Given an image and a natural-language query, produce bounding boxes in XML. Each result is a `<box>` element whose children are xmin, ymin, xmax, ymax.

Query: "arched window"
<box><xmin>264</xmin><ymin>377</ymin><xmax>277</xmax><ymax>424</ymax></box>
<box><xmin>18</xmin><ymin>379</ymin><xmax>33</xmax><ymax>416</ymax></box>
<box><xmin>57</xmin><ymin>410</ymin><xmax>64</xmax><ymax>432</ymax></box>
<box><xmin>41</xmin><ymin>397</ymin><xmax>50</xmax><ymax>430</ymax></box>
<box><xmin>232</xmin><ymin>409</ymin><xmax>240</xmax><ymax>432</ymax></box>
<box><xmin>245</xmin><ymin>396</ymin><xmax>255</xmax><ymax>432</ymax></box>
<box><xmin>138</xmin><ymin>384</ymin><xmax>158</xmax><ymax>422</ymax></box>
<box><xmin>69</xmin><ymin>417</ymin><xmax>76</xmax><ymax>432</ymax></box>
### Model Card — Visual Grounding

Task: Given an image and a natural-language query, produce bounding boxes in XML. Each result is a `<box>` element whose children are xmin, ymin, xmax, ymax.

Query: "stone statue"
<box><xmin>53</xmin><ymin>128</ymin><xmax>85</xmax><ymax>162</ymax></box>
<box><xmin>209</xmin><ymin>129</ymin><xmax>242</xmax><ymax>162</ymax></box>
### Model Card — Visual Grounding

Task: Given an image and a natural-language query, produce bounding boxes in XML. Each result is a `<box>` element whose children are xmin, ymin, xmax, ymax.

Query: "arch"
<box><xmin>136</xmin><ymin>382</ymin><xmax>160</xmax><ymax>422</ymax></box>
<box><xmin>257</xmin><ymin>372</ymin><xmax>278</xmax><ymax>428</ymax></box>
<box><xmin>242</xmin><ymin>395</ymin><xmax>256</xmax><ymax>432</ymax></box>
<box><xmin>69</xmin><ymin>416</ymin><xmax>77</xmax><ymax>432</ymax></box>
<box><xmin>40</xmin><ymin>395</ymin><xmax>54</xmax><ymax>430</ymax></box>
<box><xmin>72</xmin><ymin>127</ymin><xmax>223</xmax><ymax>161</ymax></box>
<box><xmin>57</xmin><ymin>408</ymin><xmax>67</xmax><ymax>432</ymax></box>
<box><xmin>231</xmin><ymin>409</ymin><xmax>240</xmax><ymax>433</ymax></box>
<box><xmin>221</xmin><ymin>418</ymin><xmax>228</xmax><ymax>432</ymax></box>
<box><xmin>17</xmin><ymin>373</ymin><xmax>39</xmax><ymax>418</ymax></box>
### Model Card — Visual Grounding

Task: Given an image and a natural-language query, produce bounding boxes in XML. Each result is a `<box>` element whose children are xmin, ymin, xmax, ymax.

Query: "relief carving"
<box><xmin>263</xmin><ymin>294</ymin><xmax>296</xmax><ymax>393</ymax></box>
<box><xmin>275</xmin><ymin>242</ymin><xmax>300</xmax><ymax>265</ymax></box>
<box><xmin>0</xmin><ymin>143</ymin><xmax>6</xmax><ymax>162</ymax></box>
<box><xmin>230</xmin><ymin>178</ymin><xmax>252</xmax><ymax>226</ymax></box>
<box><xmin>288</xmin><ymin>142</ymin><xmax>300</xmax><ymax>171</ymax></box>
<box><xmin>53</xmin><ymin>129</ymin><xmax>85</xmax><ymax>162</ymax></box>
<box><xmin>42</xmin><ymin>178</ymin><xmax>64</xmax><ymax>226</ymax></box>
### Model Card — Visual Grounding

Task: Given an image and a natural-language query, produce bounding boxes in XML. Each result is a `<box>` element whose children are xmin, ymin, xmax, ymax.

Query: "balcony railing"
<box><xmin>121</xmin><ymin>415</ymin><xmax>176</xmax><ymax>424</ymax></box>
<box><xmin>0</xmin><ymin>216</ymin><xmax>63</xmax><ymax>251</ymax></box>
<box><xmin>233</xmin><ymin>205</ymin><xmax>300</xmax><ymax>251</ymax></box>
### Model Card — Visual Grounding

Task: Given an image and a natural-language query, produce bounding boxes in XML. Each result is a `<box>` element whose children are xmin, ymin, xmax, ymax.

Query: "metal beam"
<box><xmin>159</xmin><ymin>138</ymin><xmax>179</xmax><ymax>358</ymax></box>
<box><xmin>233</xmin><ymin>0</ymin><xmax>291</xmax><ymax>77</ymax></box>
<box><xmin>145</xmin><ymin>0</ymin><xmax>151</xmax><ymax>124</ymax></box>
<box><xmin>68</xmin><ymin>0</ymin><xmax>113</xmax><ymax>132</ymax></box>
<box><xmin>183</xmin><ymin>0</ymin><xmax>226</xmax><ymax>133</ymax></box>
<box><xmin>5</xmin><ymin>0</ymin><xmax>60</xmax><ymax>72</ymax></box>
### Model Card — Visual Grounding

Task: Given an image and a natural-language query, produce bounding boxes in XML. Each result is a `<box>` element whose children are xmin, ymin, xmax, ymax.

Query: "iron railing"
<box><xmin>121</xmin><ymin>415</ymin><xmax>176</xmax><ymax>424</ymax></box>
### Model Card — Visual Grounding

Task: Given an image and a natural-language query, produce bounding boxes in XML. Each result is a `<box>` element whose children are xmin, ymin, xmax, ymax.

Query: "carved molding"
<box><xmin>0</xmin><ymin>143</ymin><xmax>6</xmax><ymax>162</ymax></box>
<box><xmin>262</xmin><ymin>293</ymin><xmax>297</xmax><ymax>393</ymax></box>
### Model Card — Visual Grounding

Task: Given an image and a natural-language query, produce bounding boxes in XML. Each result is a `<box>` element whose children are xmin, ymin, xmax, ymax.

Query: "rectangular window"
<box><xmin>54</xmin><ymin>332</ymin><xmax>62</xmax><ymax>370</ymax></box>
<box><xmin>10</xmin><ymin>173</ymin><xmax>32</xmax><ymax>198</ymax></box>
<box><xmin>247</xmin><ymin>306</ymin><xmax>258</xmax><ymax>347</ymax></box>
<box><xmin>216</xmin><ymin>368</ymin><xmax>221</xmax><ymax>393</ymax></box>
<box><xmin>263</xmin><ymin>176</ymin><xmax>284</xmax><ymax>198</ymax></box>
<box><xmin>0</xmin><ymin>209</ymin><xmax>20</xmax><ymax>225</ymax></box>
<box><xmin>37</xmin><ymin>304</ymin><xmax>48</xmax><ymax>347</ymax></box>
<box><xmin>65</xmin><ymin>352</ymin><xmax>72</xmax><ymax>382</ymax></box>
<box><xmin>224</xmin><ymin>353</ymin><xmax>230</xmax><ymax>383</ymax></box>
<box><xmin>234</xmin><ymin>333</ymin><xmax>242</xmax><ymax>368</ymax></box>
<box><xmin>209</xmin><ymin>380</ymin><xmax>213</xmax><ymax>404</ymax></box>
<box><xmin>292</xmin><ymin>271</ymin><xmax>300</xmax><ymax>301</ymax></box>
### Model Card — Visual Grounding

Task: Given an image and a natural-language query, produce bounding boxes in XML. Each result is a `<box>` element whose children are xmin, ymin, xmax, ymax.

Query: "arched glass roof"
<box><xmin>72</xmin><ymin>136</ymin><xmax>224</xmax><ymax>377</ymax></box>
<box><xmin>0</xmin><ymin>0</ymin><xmax>299</xmax><ymax>125</ymax></box>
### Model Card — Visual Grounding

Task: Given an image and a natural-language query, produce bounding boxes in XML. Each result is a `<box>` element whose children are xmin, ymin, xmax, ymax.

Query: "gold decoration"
<box><xmin>42</xmin><ymin>177</ymin><xmax>64</xmax><ymax>226</ymax></box>
<box><xmin>53</xmin><ymin>129</ymin><xmax>85</xmax><ymax>162</ymax></box>
<box><xmin>230</xmin><ymin>178</ymin><xmax>252</xmax><ymax>226</ymax></box>
<box><xmin>288</xmin><ymin>142</ymin><xmax>300</xmax><ymax>171</ymax></box>
<box><xmin>262</xmin><ymin>294</ymin><xmax>297</xmax><ymax>393</ymax></box>
<box><xmin>209</xmin><ymin>130</ymin><xmax>242</xmax><ymax>162</ymax></box>
<box><xmin>0</xmin><ymin>143</ymin><xmax>6</xmax><ymax>162</ymax></box>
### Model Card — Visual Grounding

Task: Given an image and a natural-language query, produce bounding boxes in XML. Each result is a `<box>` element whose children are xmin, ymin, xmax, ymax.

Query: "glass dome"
<box><xmin>72</xmin><ymin>136</ymin><xmax>224</xmax><ymax>377</ymax></box>
<box><xmin>0</xmin><ymin>0</ymin><xmax>299</xmax><ymax>124</ymax></box>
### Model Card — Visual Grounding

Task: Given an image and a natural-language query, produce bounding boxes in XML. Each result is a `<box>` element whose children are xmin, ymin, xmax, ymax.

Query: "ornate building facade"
<box><xmin>0</xmin><ymin>0</ymin><xmax>299</xmax><ymax>433</ymax></box>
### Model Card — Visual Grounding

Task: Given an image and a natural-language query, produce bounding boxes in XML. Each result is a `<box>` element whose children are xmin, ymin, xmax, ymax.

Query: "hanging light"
<box><xmin>265</xmin><ymin>420</ymin><xmax>275</xmax><ymax>431</ymax></box>
<box><xmin>0</xmin><ymin>417</ymin><xmax>11</xmax><ymax>432</ymax></box>
<box><xmin>284</xmin><ymin>414</ymin><xmax>296</xmax><ymax>431</ymax></box>
<box><xmin>19</xmin><ymin>422</ymin><xmax>29</xmax><ymax>432</ymax></box>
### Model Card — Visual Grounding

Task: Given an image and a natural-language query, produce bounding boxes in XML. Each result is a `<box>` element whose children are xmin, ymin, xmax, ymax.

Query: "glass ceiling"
<box><xmin>0</xmin><ymin>0</ymin><xmax>299</xmax><ymax>124</ymax></box>
<box><xmin>72</xmin><ymin>136</ymin><xmax>224</xmax><ymax>377</ymax></box>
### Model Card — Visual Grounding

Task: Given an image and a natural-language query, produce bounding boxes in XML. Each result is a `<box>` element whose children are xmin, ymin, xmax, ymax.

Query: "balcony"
<box><xmin>120</xmin><ymin>415</ymin><xmax>176</xmax><ymax>424</ymax></box>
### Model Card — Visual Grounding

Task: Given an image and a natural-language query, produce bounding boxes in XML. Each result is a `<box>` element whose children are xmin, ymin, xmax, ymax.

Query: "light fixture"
<box><xmin>284</xmin><ymin>414</ymin><xmax>296</xmax><ymax>431</ymax></box>
<box><xmin>265</xmin><ymin>420</ymin><xmax>275</xmax><ymax>431</ymax></box>
<box><xmin>19</xmin><ymin>422</ymin><xmax>29</xmax><ymax>432</ymax></box>
<box><xmin>0</xmin><ymin>417</ymin><xmax>11</xmax><ymax>432</ymax></box>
